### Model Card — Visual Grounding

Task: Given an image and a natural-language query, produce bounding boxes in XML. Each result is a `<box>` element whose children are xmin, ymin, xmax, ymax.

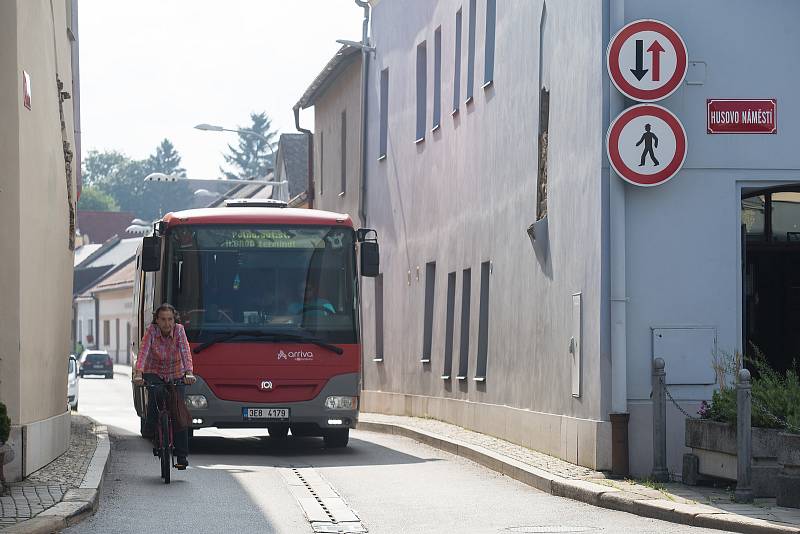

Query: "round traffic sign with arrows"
<box><xmin>607</xmin><ymin>104</ymin><xmax>687</xmax><ymax>187</ymax></box>
<box><xmin>607</xmin><ymin>19</ymin><xmax>688</xmax><ymax>102</ymax></box>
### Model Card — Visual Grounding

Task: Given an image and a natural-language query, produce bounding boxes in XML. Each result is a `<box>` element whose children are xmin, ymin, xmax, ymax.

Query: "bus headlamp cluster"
<box><xmin>185</xmin><ymin>395</ymin><xmax>208</xmax><ymax>409</ymax></box>
<box><xmin>324</xmin><ymin>396</ymin><xmax>358</xmax><ymax>410</ymax></box>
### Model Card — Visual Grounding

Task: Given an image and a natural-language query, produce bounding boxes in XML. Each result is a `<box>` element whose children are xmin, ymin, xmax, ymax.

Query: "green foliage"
<box><xmin>77</xmin><ymin>186</ymin><xmax>119</xmax><ymax>211</ymax></box>
<box><xmin>81</xmin><ymin>139</ymin><xmax>193</xmax><ymax>221</ymax></box>
<box><xmin>701</xmin><ymin>348</ymin><xmax>800</xmax><ymax>433</ymax></box>
<box><xmin>0</xmin><ymin>403</ymin><xmax>10</xmax><ymax>444</ymax></box>
<box><xmin>221</xmin><ymin>112</ymin><xmax>278</xmax><ymax>181</ymax></box>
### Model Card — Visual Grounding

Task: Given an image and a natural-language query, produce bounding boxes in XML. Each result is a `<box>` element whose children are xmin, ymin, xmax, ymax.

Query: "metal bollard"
<box><xmin>651</xmin><ymin>357</ymin><xmax>669</xmax><ymax>482</ymax></box>
<box><xmin>735</xmin><ymin>369</ymin><xmax>754</xmax><ymax>503</ymax></box>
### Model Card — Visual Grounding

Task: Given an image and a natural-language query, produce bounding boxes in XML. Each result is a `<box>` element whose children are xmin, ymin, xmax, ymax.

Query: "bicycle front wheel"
<box><xmin>160</xmin><ymin>413</ymin><xmax>171</xmax><ymax>484</ymax></box>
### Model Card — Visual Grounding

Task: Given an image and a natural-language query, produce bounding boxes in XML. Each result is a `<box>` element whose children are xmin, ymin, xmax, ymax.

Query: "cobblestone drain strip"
<box><xmin>278</xmin><ymin>466</ymin><xmax>367</xmax><ymax>533</ymax></box>
<box><xmin>357</xmin><ymin>419</ymin><xmax>800</xmax><ymax>534</ymax></box>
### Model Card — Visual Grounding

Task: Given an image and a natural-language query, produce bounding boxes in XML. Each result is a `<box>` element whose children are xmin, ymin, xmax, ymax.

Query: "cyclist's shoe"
<box><xmin>176</xmin><ymin>456</ymin><xmax>188</xmax><ymax>470</ymax></box>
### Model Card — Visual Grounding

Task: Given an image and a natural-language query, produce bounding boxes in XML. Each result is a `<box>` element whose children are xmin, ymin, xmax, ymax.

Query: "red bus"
<box><xmin>131</xmin><ymin>199</ymin><xmax>379</xmax><ymax>448</ymax></box>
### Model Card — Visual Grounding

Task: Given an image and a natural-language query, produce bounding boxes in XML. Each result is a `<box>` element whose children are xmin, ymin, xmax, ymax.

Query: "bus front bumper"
<box><xmin>183</xmin><ymin>372</ymin><xmax>360</xmax><ymax>431</ymax></box>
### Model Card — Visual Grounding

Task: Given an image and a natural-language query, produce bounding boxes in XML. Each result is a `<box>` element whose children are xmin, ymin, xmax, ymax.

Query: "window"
<box><xmin>466</xmin><ymin>0</ymin><xmax>476</xmax><ymax>103</ymax></box>
<box><xmin>374</xmin><ymin>274</ymin><xmax>384</xmax><ymax>361</ymax></box>
<box><xmin>416</xmin><ymin>41</ymin><xmax>427</xmax><ymax>143</ymax></box>
<box><xmin>475</xmin><ymin>261</ymin><xmax>490</xmax><ymax>380</ymax></box>
<box><xmin>433</xmin><ymin>27</ymin><xmax>442</xmax><ymax>131</ymax></box>
<box><xmin>319</xmin><ymin>131</ymin><xmax>324</xmax><ymax>195</ymax></box>
<box><xmin>457</xmin><ymin>268</ymin><xmax>471</xmax><ymax>379</ymax></box>
<box><xmin>88</xmin><ymin>319</ymin><xmax>94</xmax><ymax>345</ymax></box>
<box><xmin>103</xmin><ymin>320</ymin><xmax>110</xmax><ymax>347</ymax></box>
<box><xmin>453</xmin><ymin>8</ymin><xmax>462</xmax><ymax>114</ymax></box>
<box><xmin>379</xmin><ymin>68</ymin><xmax>389</xmax><ymax>159</ymax></box>
<box><xmin>483</xmin><ymin>0</ymin><xmax>496</xmax><ymax>87</ymax></box>
<box><xmin>340</xmin><ymin>111</ymin><xmax>347</xmax><ymax>195</ymax></box>
<box><xmin>78</xmin><ymin>320</ymin><xmax>82</xmax><ymax>345</ymax></box>
<box><xmin>442</xmin><ymin>271</ymin><xmax>456</xmax><ymax>379</ymax></box>
<box><xmin>422</xmin><ymin>262</ymin><xmax>436</xmax><ymax>362</ymax></box>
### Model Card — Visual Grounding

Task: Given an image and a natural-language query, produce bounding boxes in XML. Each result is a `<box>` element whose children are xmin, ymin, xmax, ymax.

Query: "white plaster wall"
<box><xmin>97</xmin><ymin>288</ymin><xmax>133</xmax><ymax>363</ymax></box>
<box><xmin>75</xmin><ymin>299</ymin><xmax>96</xmax><ymax>348</ymax></box>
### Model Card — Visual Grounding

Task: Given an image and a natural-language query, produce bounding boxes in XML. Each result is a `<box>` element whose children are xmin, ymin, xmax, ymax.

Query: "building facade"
<box><xmin>0</xmin><ymin>0</ymin><xmax>80</xmax><ymax>479</ymax></box>
<box><xmin>354</xmin><ymin>0</ymin><xmax>800</xmax><ymax>477</ymax></box>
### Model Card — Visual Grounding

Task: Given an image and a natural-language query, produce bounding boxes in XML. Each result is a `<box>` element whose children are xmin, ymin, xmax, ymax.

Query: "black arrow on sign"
<box><xmin>630</xmin><ymin>39</ymin><xmax>648</xmax><ymax>81</ymax></box>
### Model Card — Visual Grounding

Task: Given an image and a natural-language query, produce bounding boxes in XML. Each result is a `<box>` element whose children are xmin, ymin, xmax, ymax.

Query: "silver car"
<box><xmin>68</xmin><ymin>355</ymin><xmax>79</xmax><ymax>411</ymax></box>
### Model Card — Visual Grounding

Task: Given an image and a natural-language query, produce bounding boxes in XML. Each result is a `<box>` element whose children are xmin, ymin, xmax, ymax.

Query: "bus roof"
<box><xmin>162</xmin><ymin>207</ymin><xmax>354</xmax><ymax>229</ymax></box>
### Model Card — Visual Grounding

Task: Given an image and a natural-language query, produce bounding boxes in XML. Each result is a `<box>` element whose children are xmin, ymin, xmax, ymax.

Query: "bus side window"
<box><xmin>143</xmin><ymin>271</ymin><xmax>155</xmax><ymax>321</ymax></box>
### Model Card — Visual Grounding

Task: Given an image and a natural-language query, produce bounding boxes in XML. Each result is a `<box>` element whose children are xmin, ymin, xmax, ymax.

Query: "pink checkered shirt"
<box><xmin>135</xmin><ymin>323</ymin><xmax>193</xmax><ymax>381</ymax></box>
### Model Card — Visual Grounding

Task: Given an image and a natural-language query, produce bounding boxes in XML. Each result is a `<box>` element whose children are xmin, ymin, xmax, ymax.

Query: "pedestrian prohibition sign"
<box><xmin>607</xmin><ymin>104</ymin><xmax>687</xmax><ymax>187</ymax></box>
<box><xmin>607</xmin><ymin>19</ymin><xmax>688</xmax><ymax>102</ymax></box>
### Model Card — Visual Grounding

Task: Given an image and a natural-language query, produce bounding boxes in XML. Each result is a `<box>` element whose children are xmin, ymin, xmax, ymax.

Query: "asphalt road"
<box><xmin>65</xmin><ymin>367</ymin><xmax>727</xmax><ymax>534</ymax></box>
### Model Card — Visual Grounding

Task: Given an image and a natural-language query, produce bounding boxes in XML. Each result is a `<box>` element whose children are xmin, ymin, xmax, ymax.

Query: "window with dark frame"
<box><xmin>103</xmin><ymin>320</ymin><xmax>110</xmax><ymax>346</ymax></box>
<box><xmin>379</xmin><ymin>68</ymin><xmax>389</xmax><ymax>159</ymax></box>
<box><xmin>442</xmin><ymin>271</ymin><xmax>456</xmax><ymax>379</ymax></box>
<box><xmin>340</xmin><ymin>111</ymin><xmax>347</xmax><ymax>195</ymax></box>
<box><xmin>422</xmin><ymin>262</ymin><xmax>436</xmax><ymax>362</ymax></box>
<box><xmin>457</xmin><ymin>268</ymin><xmax>471</xmax><ymax>379</ymax></box>
<box><xmin>433</xmin><ymin>27</ymin><xmax>442</xmax><ymax>131</ymax></box>
<box><xmin>483</xmin><ymin>0</ymin><xmax>496</xmax><ymax>87</ymax></box>
<box><xmin>453</xmin><ymin>8</ymin><xmax>462</xmax><ymax>114</ymax></box>
<box><xmin>319</xmin><ymin>131</ymin><xmax>324</xmax><ymax>195</ymax></box>
<box><xmin>466</xmin><ymin>0</ymin><xmax>476</xmax><ymax>103</ymax></box>
<box><xmin>475</xmin><ymin>261</ymin><xmax>490</xmax><ymax>380</ymax></box>
<box><xmin>416</xmin><ymin>41</ymin><xmax>427</xmax><ymax>142</ymax></box>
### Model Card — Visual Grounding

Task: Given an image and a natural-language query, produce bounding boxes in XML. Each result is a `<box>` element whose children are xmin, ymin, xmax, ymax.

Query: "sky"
<box><xmin>78</xmin><ymin>0</ymin><xmax>364</xmax><ymax>180</ymax></box>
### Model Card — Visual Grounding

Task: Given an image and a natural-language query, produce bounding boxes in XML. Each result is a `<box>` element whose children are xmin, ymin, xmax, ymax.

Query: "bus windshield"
<box><xmin>165</xmin><ymin>224</ymin><xmax>358</xmax><ymax>344</ymax></box>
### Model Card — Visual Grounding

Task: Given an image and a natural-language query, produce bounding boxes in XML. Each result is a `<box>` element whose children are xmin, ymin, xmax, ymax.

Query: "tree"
<box><xmin>77</xmin><ymin>186</ymin><xmax>119</xmax><ymax>211</ymax></box>
<box><xmin>221</xmin><ymin>112</ymin><xmax>278</xmax><ymax>181</ymax></box>
<box><xmin>81</xmin><ymin>139</ymin><xmax>193</xmax><ymax>220</ymax></box>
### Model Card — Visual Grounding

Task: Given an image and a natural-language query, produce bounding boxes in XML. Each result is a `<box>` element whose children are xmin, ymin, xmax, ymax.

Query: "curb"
<box><xmin>4</xmin><ymin>421</ymin><xmax>110</xmax><ymax>534</ymax></box>
<box><xmin>357</xmin><ymin>420</ymin><xmax>800</xmax><ymax>534</ymax></box>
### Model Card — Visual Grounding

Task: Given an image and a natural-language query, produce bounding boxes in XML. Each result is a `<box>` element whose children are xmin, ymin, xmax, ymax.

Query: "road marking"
<box><xmin>279</xmin><ymin>466</ymin><xmax>367</xmax><ymax>533</ymax></box>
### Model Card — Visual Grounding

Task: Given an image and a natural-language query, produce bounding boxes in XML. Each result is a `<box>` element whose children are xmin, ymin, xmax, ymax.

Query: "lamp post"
<box><xmin>194</xmin><ymin>123</ymin><xmax>277</xmax><ymax>170</ymax></box>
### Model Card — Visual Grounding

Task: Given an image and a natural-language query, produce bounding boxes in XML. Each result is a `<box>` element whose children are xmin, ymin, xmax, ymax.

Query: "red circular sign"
<box><xmin>607</xmin><ymin>20</ymin><xmax>688</xmax><ymax>102</ymax></box>
<box><xmin>607</xmin><ymin>104</ymin><xmax>687</xmax><ymax>187</ymax></box>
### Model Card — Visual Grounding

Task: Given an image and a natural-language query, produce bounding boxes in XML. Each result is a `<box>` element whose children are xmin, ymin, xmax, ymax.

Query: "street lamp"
<box><xmin>194</xmin><ymin>122</ymin><xmax>277</xmax><ymax>168</ymax></box>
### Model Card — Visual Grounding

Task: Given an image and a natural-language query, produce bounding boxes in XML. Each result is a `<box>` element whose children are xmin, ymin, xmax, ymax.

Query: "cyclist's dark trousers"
<box><xmin>143</xmin><ymin>374</ymin><xmax>189</xmax><ymax>457</ymax></box>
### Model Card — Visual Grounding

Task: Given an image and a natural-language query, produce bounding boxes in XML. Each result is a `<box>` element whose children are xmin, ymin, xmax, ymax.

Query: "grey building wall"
<box><xmin>361</xmin><ymin>0</ymin><xmax>611</xmax><ymax>469</ymax></box>
<box><xmin>313</xmin><ymin>59</ymin><xmax>364</xmax><ymax>227</ymax></box>
<box><xmin>616</xmin><ymin>0</ymin><xmax>800</xmax><ymax>477</ymax></box>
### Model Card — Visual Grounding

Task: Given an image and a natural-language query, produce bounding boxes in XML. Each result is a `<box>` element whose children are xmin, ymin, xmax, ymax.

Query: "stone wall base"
<box><xmin>361</xmin><ymin>390</ymin><xmax>611</xmax><ymax>471</ymax></box>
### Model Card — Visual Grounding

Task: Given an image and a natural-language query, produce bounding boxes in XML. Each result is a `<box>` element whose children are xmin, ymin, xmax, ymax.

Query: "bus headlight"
<box><xmin>324</xmin><ymin>396</ymin><xmax>358</xmax><ymax>410</ymax></box>
<box><xmin>185</xmin><ymin>395</ymin><xmax>208</xmax><ymax>409</ymax></box>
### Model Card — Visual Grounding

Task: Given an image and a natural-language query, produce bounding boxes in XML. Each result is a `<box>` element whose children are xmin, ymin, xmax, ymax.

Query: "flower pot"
<box><xmin>777</xmin><ymin>432</ymin><xmax>800</xmax><ymax>508</ymax></box>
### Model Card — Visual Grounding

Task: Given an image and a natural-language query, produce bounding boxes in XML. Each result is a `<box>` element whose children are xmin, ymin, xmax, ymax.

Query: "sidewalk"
<box><xmin>358</xmin><ymin>413</ymin><xmax>800</xmax><ymax>534</ymax></box>
<box><xmin>0</xmin><ymin>415</ymin><xmax>110</xmax><ymax>533</ymax></box>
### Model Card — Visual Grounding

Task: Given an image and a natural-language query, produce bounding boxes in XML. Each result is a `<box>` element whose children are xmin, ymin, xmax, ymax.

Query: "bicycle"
<box><xmin>145</xmin><ymin>379</ymin><xmax>187</xmax><ymax>484</ymax></box>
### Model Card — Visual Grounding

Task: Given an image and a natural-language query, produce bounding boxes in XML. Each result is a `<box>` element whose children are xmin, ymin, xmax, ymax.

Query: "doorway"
<box><xmin>742</xmin><ymin>186</ymin><xmax>800</xmax><ymax>373</ymax></box>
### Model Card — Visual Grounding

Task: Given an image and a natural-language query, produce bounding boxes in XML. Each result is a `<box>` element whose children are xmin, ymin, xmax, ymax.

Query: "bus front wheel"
<box><xmin>323</xmin><ymin>428</ymin><xmax>349</xmax><ymax>448</ymax></box>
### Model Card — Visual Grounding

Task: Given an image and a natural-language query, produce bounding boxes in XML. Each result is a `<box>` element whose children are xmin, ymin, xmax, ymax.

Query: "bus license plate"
<box><xmin>242</xmin><ymin>408</ymin><xmax>289</xmax><ymax>420</ymax></box>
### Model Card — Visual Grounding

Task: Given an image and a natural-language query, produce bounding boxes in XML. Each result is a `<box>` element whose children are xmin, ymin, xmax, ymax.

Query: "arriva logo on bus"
<box><xmin>277</xmin><ymin>350</ymin><xmax>314</xmax><ymax>361</ymax></box>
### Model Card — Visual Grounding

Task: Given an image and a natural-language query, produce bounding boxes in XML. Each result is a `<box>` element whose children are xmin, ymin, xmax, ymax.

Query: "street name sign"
<box><xmin>707</xmin><ymin>99</ymin><xmax>777</xmax><ymax>134</ymax></box>
<box><xmin>607</xmin><ymin>104</ymin><xmax>687</xmax><ymax>187</ymax></box>
<box><xmin>607</xmin><ymin>19</ymin><xmax>688</xmax><ymax>102</ymax></box>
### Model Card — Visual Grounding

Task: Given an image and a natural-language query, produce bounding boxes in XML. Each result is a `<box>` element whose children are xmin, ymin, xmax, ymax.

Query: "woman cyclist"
<box><xmin>133</xmin><ymin>303</ymin><xmax>196</xmax><ymax>468</ymax></box>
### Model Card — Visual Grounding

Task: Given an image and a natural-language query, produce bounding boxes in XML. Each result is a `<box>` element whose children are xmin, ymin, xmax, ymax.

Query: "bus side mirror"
<box><xmin>360</xmin><ymin>241</ymin><xmax>379</xmax><ymax>277</ymax></box>
<box><xmin>141</xmin><ymin>236</ymin><xmax>161</xmax><ymax>272</ymax></box>
<box><xmin>357</xmin><ymin>228</ymin><xmax>379</xmax><ymax>278</ymax></box>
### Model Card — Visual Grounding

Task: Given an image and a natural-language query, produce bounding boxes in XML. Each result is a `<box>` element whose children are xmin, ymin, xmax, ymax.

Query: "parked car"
<box><xmin>68</xmin><ymin>355</ymin><xmax>79</xmax><ymax>410</ymax></box>
<box><xmin>79</xmin><ymin>350</ymin><xmax>114</xmax><ymax>379</ymax></box>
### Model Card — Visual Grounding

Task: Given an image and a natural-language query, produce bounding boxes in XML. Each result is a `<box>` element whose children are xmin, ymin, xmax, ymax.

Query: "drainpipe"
<box><xmin>609</xmin><ymin>0</ymin><xmax>629</xmax><ymax>478</ymax></box>
<box><xmin>293</xmin><ymin>106</ymin><xmax>314</xmax><ymax>209</ymax></box>
<box><xmin>355</xmin><ymin>0</ymin><xmax>370</xmax><ymax>227</ymax></box>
